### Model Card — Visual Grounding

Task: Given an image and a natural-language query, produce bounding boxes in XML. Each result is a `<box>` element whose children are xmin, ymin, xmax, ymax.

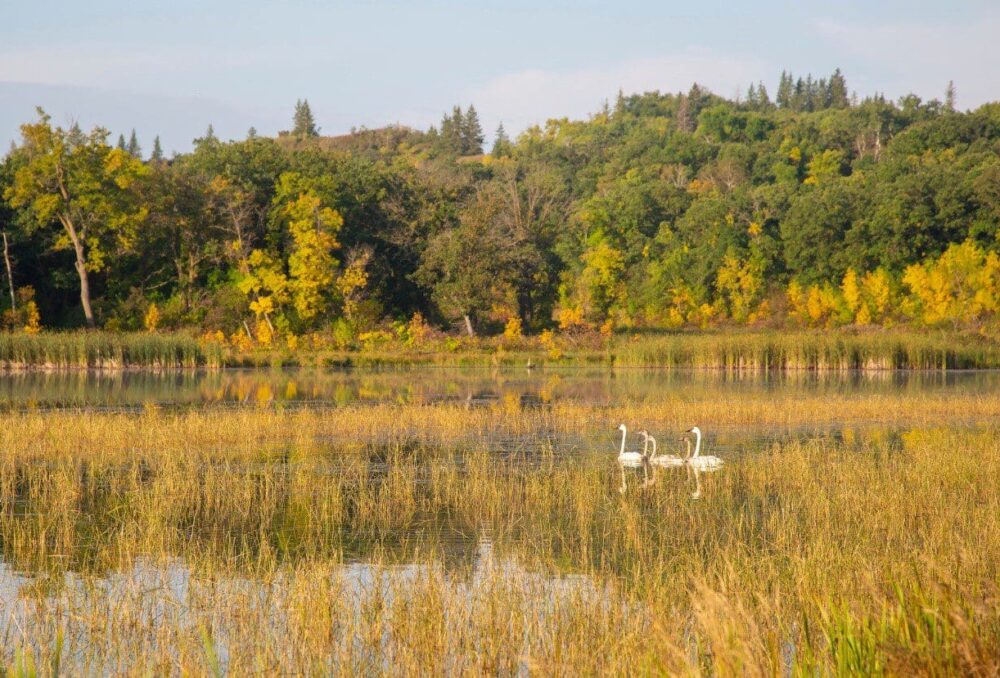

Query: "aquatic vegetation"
<box><xmin>0</xmin><ymin>397</ymin><xmax>998</xmax><ymax>673</ymax></box>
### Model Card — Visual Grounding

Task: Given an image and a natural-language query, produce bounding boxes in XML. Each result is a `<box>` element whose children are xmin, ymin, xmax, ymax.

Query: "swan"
<box><xmin>616</xmin><ymin>424</ymin><xmax>645</xmax><ymax>467</ymax></box>
<box><xmin>643</xmin><ymin>431</ymin><xmax>684</xmax><ymax>468</ymax></box>
<box><xmin>685</xmin><ymin>426</ymin><xmax>723</xmax><ymax>470</ymax></box>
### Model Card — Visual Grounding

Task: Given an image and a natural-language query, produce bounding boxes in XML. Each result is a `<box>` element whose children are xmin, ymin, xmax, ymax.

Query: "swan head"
<box><xmin>618</xmin><ymin>423</ymin><xmax>627</xmax><ymax>432</ymax></box>
<box><xmin>637</xmin><ymin>429</ymin><xmax>648</xmax><ymax>439</ymax></box>
<box><xmin>686</xmin><ymin>426</ymin><xmax>702</xmax><ymax>436</ymax></box>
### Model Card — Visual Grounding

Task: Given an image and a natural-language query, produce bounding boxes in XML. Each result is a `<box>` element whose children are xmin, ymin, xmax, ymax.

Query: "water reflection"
<box><xmin>1</xmin><ymin>366</ymin><xmax>999</xmax><ymax>411</ymax></box>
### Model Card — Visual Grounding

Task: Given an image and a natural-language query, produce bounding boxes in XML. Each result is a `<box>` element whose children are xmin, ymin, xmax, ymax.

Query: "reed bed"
<box><xmin>610</xmin><ymin>330</ymin><xmax>1000</xmax><ymax>370</ymax></box>
<box><xmin>0</xmin><ymin>332</ymin><xmax>224</xmax><ymax>370</ymax></box>
<box><xmin>3</xmin><ymin>388</ymin><xmax>1000</xmax><ymax>459</ymax></box>
<box><xmin>2</xmin><ymin>328</ymin><xmax>999</xmax><ymax>371</ymax></box>
<box><xmin>1</xmin><ymin>401</ymin><xmax>999</xmax><ymax>674</ymax></box>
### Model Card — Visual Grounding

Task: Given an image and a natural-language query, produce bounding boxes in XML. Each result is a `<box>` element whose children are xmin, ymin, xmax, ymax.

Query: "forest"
<box><xmin>2</xmin><ymin>69</ymin><xmax>1000</xmax><ymax>346</ymax></box>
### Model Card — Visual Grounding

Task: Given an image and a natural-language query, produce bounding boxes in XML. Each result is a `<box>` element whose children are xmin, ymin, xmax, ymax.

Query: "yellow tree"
<box><xmin>283</xmin><ymin>188</ymin><xmax>342</xmax><ymax>322</ymax></box>
<box><xmin>715</xmin><ymin>252</ymin><xmax>763</xmax><ymax>323</ymax></box>
<box><xmin>4</xmin><ymin>109</ymin><xmax>148</xmax><ymax>327</ymax></box>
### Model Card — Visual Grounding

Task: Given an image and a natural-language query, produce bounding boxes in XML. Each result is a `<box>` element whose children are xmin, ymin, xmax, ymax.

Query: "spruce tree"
<box><xmin>439</xmin><ymin>106</ymin><xmax>465</xmax><ymax>154</ymax></box>
<box><xmin>462</xmin><ymin>105</ymin><xmax>484</xmax><ymax>155</ymax></box>
<box><xmin>491</xmin><ymin>122</ymin><xmax>512</xmax><ymax>158</ymax></box>
<box><xmin>292</xmin><ymin>99</ymin><xmax>319</xmax><ymax>137</ymax></box>
<box><xmin>116</xmin><ymin>133</ymin><xmax>127</xmax><ymax>150</ymax></box>
<box><xmin>829</xmin><ymin>68</ymin><xmax>849</xmax><ymax>108</ymax></box>
<box><xmin>150</xmin><ymin>136</ymin><xmax>164</xmax><ymax>162</ymax></box>
<box><xmin>126</xmin><ymin>129</ymin><xmax>141</xmax><ymax>157</ymax></box>
<box><xmin>757</xmin><ymin>82</ymin><xmax>771</xmax><ymax>109</ymax></box>
<box><xmin>204</xmin><ymin>124</ymin><xmax>216</xmax><ymax>141</ymax></box>
<box><xmin>247</xmin><ymin>127</ymin><xmax>258</xmax><ymax>140</ymax></box>
<box><xmin>776</xmin><ymin>71</ymin><xmax>792</xmax><ymax>109</ymax></box>
<box><xmin>945</xmin><ymin>81</ymin><xmax>957</xmax><ymax>112</ymax></box>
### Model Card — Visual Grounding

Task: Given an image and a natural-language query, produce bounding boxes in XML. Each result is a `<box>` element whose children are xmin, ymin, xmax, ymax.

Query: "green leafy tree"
<box><xmin>4</xmin><ymin>109</ymin><xmax>149</xmax><ymax>327</ymax></box>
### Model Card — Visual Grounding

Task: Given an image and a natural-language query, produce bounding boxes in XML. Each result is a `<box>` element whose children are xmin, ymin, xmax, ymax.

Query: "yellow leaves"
<box><xmin>255</xmin><ymin>319</ymin><xmax>274</xmax><ymax>347</ymax></box>
<box><xmin>143</xmin><ymin>303</ymin><xmax>160</xmax><ymax>332</ymax></box>
<box><xmin>841</xmin><ymin>269</ymin><xmax>861</xmax><ymax>314</ymax></box>
<box><xmin>747</xmin><ymin>221</ymin><xmax>762</xmax><ymax>238</ymax></box>
<box><xmin>715</xmin><ymin>253</ymin><xmax>764</xmax><ymax>323</ymax></box>
<box><xmin>284</xmin><ymin>192</ymin><xmax>342</xmax><ymax>322</ymax></box>
<box><xmin>336</xmin><ymin>249</ymin><xmax>371</xmax><ymax>322</ymax></box>
<box><xmin>557</xmin><ymin>306</ymin><xmax>587</xmax><ymax>331</ymax></box>
<box><xmin>787</xmin><ymin>280</ymin><xmax>842</xmax><ymax>327</ymax></box>
<box><xmin>502</xmin><ymin>317</ymin><xmax>524</xmax><ymax>340</ymax></box>
<box><xmin>22</xmin><ymin>301</ymin><xmax>41</xmax><ymax>334</ymax></box>
<box><xmin>902</xmin><ymin>240</ymin><xmax>1000</xmax><ymax>326</ymax></box>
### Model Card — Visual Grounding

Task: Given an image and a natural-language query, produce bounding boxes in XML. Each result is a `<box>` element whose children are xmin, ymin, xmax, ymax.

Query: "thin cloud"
<box><xmin>811</xmin><ymin>14</ymin><xmax>1000</xmax><ymax>108</ymax></box>
<box><xmin>467</xmin><ymin>50</ymin><xmax>770</xmax><ymax>135</ymax></box>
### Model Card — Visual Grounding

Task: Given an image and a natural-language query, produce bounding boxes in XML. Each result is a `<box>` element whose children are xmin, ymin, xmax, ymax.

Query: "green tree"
<box><xmin>462</xmin><ymin>105</ymin><xmax>484</xmax><ymax>154</ymax></box>
<box><xmin>292</xmin><ymin>99</ymin><xmax>319</xmax><ymax>138</ymax></box>
<box><xmin>4</xmin><ymin>109</ymin><xmax>149</xmax><ymax>327</ymax></box>
<box><xmin>491</xmin><ymin>122</ymin><xmax>512</xmax><ymax>158</ymax></box>
<box><xmin>828</xmin><ymin>68</ymin><xmax>849</xmax><ymax>108</ymax></box>
<box><xmin>126</xmin><ymin>129</ymin><xmax>141</xmax><ymax>157</ymax></box>
<box><xmin>150</xmin><ymin>135</ymin><xmax>164</xmax><ymax>163</ymax></box>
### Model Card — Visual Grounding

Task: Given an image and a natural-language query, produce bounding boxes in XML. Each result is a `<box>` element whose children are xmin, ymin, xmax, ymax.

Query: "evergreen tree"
<box><xmin>829</xmin><ymin>68</ymin><xmax>849</xmax><ymax>108</ymax></box>
<box><xmin>204</xmin><ymin>124</ymin><xmax>216</xmax><ymax>141</ymax></box>
<box><xmin>776</xmin><ymin>71</ymin><xmax>792</xmax><ymax>109</ymax></box>
<box><xmin>491</xmin><ymin>122</ymin><xmax>512</xmax><ymax>158</ymax></box>
<box><xmin>126</xmin><ymin>129</ymin><xmax>141</xmax><ymax>157</ymax></box>
<box><xmin>945</xmin><ymin>81</ymin><xmax>957</xmax><ymax>112</ymax></box>
<box><xmin>614</xmin><ymin>88</ymin><xmax>627</xmax><ymax>115</ymax></box>
<box><xmin>150</xmin><ymin>135</ymin><xmax>164</xmax><ymax>163</ymax></box>
<box><xmin>292</xmin><ymin>99</ymin><xmax>319</xmax><ymax>138</ymax></box>
<box><xmin>757</xmin><ymin>82</ymin><xmax>771</xmax><ymax>108</ymax></box>
<box><xmin>462</xmin><ymin>105</ymin><xmax>484</xmax><ymax>154</ymax></box>
<box><xmin>116</xmin><ymin>133</ymin><xmax>127</xmax><ymax>150</ymax></box>
<box><xmin>439</xmin><ymin>106</ymin><xmax>463</xmax><ymax>154</ymax></box>
<box><xmin>247</xmin><ymin>127</ymin><xmax>258</xmax><ymax>140</ymax></box>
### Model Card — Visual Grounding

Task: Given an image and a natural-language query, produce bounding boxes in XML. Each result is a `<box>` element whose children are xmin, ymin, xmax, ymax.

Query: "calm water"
<box><xmin>2</xmin><ymin>366</ymin><xmax>999</xmax><ymax>411</ymax></box>
<box><xmin>2</xmin><ymin>367</ymin><xmax>998</xmax><ymax>670</ymax></box>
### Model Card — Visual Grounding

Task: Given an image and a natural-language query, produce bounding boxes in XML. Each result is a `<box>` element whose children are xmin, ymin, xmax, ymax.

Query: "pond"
<box><xmin>1</xmin><ymin>367</ymin><xmax>998</xmax><ymax>672</ymax></box>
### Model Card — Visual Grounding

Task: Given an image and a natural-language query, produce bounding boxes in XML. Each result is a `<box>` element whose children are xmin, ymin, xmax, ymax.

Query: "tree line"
<box><xmin>2</xmin><ymin>69</ymin><xmax>999</xmax><ymax>343</ymax></box>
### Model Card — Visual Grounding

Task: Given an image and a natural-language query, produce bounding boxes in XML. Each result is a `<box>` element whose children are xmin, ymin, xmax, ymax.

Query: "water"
<box><xmin>2</xmin><ymin>366</ymin><xmax>999</xmax><ymax>412</ymax></box>
<box><xmin>2</xmin><ymin>367</ymin><xmax>998</xmax><ymax>671</ymax></box>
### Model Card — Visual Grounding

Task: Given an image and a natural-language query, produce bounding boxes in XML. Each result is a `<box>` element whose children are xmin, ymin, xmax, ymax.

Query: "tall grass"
<box><xmin>0</xmin><ymin>405</ymin><xmax>998</xmax><ymax>673</ymax></box>
<box><xmin>0</xmin><ymin>332</ymin><xmax>224</xmax><ymax>369</ymax></box>
<box><xmin>610</xmin><ymin>329</ymin><xmax>1000</xmax><ymax>370</ymax></box>
<box><xmin>3</xmin><ymin>328</ymin><xmax>999</xmax><ymax>370</ymax></box>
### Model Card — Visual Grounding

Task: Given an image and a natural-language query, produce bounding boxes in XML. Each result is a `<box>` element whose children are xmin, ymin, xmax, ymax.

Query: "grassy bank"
<box><xmin>1</xmin><ymin>328</ymin><xmax>999</xmax><ymax>370</ymax></box>
<box><xmin>0</xmin><ymin>331</ymin><xmax>224</xmax><ymax>369</ymax></box>
<box><xmin>1</xmin><ymin>406</ymin><xmax>998</xmax><ymax>674</ymax></box>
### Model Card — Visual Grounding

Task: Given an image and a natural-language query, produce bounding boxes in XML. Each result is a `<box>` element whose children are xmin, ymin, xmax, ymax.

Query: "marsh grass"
<box><xmin>2</xmin><ymin>328</ymin><xmax>999</xmax><ymax>371</ymax></box>
<box><xmin>1</xmin><ymin>399</ymin><xmax>999</xmax><ymax>674</ymax></box>
<box><xmin>0</xmin><ymin>332</ymin><xmax>223</xmax><ymax>370</ymax></box>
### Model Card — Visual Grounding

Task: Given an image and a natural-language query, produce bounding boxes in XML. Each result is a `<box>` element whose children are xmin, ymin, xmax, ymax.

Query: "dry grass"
<box><xmin>1</xmin><ymin>400</ymin><xmax>999</xmax><ymax>675</ymax></box>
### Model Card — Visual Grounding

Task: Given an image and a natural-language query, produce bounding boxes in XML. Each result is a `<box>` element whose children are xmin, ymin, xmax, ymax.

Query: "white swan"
<box><xmin>643</xmin><ymin>431</ymin><xmax>684</xmax><ymax>468</ymax></box>
<box><xmin>616</xmin><ymin>424</ymin><xmax>645</xmax><ymax>467</ymax></box>
<box><xmin>685</xmin><ymin>426</ymin><xmax>723</xmax><ymax>470</ymax></box>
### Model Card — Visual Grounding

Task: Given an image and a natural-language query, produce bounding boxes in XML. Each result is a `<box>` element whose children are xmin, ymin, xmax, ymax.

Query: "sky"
<box><xmin>2</xmin><ymin>0</ymin><xmax>999</xmax><ymax>155</ymax></box>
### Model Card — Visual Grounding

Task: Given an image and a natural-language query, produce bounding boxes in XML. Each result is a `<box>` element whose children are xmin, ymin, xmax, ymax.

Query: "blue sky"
<box><xmin>3</xmin><ymin>0</ymin><xmax>998</xmax><ymax>154</ymax></box>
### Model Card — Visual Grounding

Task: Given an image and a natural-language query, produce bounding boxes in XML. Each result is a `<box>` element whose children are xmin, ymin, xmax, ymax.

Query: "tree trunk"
<box><xmin>2</xmin><ymin>231</ymin><xmax>14</xmax><ymax>312</ymax></box>
<box><xmin>59</xmin><ymin>214</ymin><xmax>95</xmax><ymax>328</ymax></box>
<box><xmin>463</xmin><ymin>314</ymin><xmax>475</xmax><ymax>337</ymax></box>
<box><xmin>75</xmin><ymin>256</ymin><xmax>96</xmax><ymax>328</ymax></box>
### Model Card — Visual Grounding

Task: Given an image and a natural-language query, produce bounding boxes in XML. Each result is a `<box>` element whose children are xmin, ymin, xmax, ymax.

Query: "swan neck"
<box><xmin>693</xmin><ymin>430</ymin><xmax>702</xmax><ymax>458</ymax></box>
<box><xmin>619</xmin><ymin>426</ymin><xmax>627</xmax><ymax>456</ymax></box>
<box><xmin>649</xmin><ymin>437</ymin><xmax>657</xmax><ymax>460</ymax></box>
